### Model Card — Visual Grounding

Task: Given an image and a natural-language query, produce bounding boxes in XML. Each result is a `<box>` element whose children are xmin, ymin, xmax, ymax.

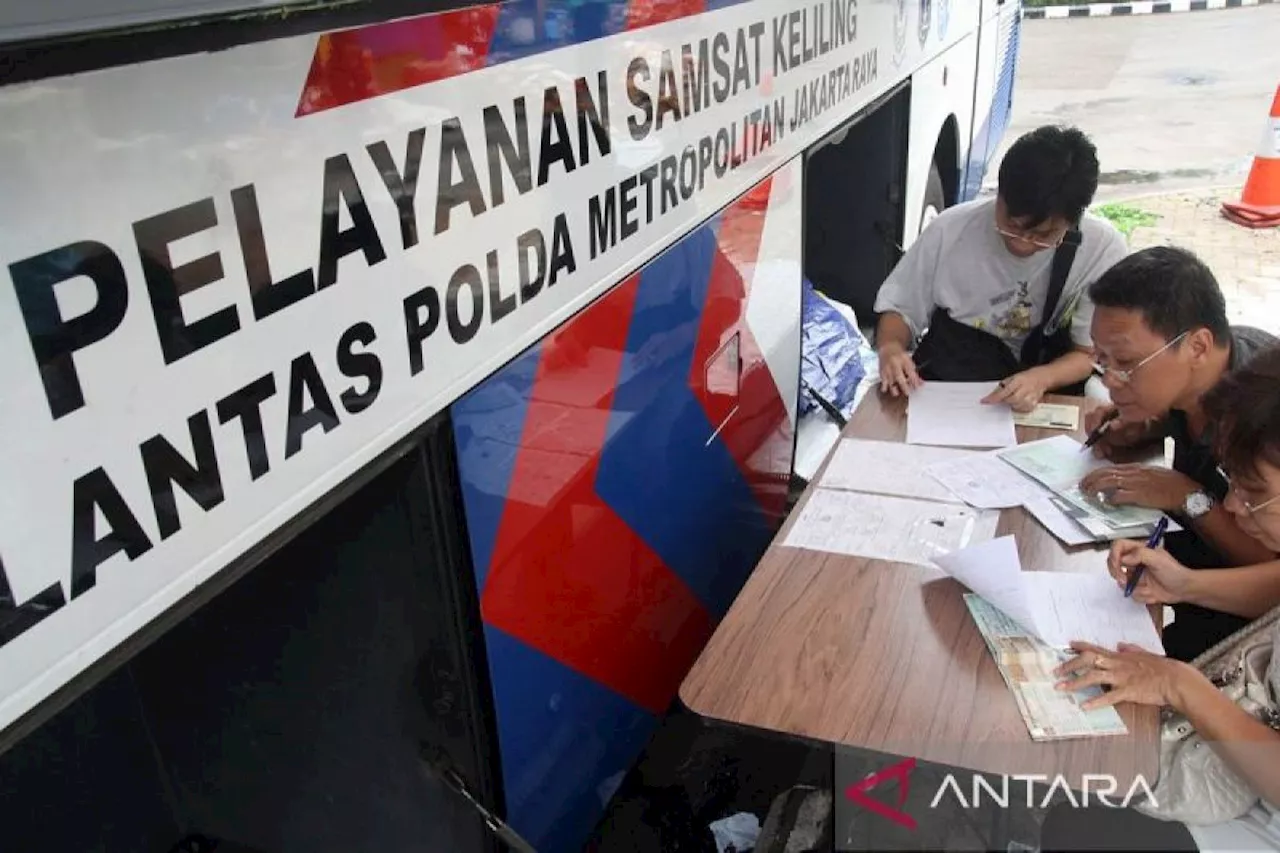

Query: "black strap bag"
<box><xmin>911</xmin><ymin>228</ymin><xmax>1087</xmax><ymax>396</ymax></box>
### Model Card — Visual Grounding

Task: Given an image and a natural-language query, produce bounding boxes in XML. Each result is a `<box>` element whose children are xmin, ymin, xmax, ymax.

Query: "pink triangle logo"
<box><xmin>844</xmin><ymin>757</ymin><xmax>918</xmax><ymax>830</ymax></box>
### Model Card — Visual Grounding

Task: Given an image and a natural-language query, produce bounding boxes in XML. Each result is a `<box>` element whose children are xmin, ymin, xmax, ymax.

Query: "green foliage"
<box><xmin>1093</xmin><ymin>203</ymin><xmax>1160</xmax><ymax>241</ymax></box>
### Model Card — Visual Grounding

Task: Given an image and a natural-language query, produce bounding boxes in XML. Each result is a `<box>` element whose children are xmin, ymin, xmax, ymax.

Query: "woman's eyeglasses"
<box><xmin>1227</xmin><ymin>480</ymin><xmax>1280</xmax><ymax>517</ymax></box>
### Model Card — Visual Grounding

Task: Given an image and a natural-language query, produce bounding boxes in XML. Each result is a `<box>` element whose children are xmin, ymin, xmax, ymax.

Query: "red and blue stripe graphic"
<box><xmin>297</xmin><ymin>0</ymin><xmax>750</xmax><ymax>116</ymax></box>
<box><xmin>450</xmin><ymin>178</ymin><xmax>793</xmax><ymax>850</ymax></box>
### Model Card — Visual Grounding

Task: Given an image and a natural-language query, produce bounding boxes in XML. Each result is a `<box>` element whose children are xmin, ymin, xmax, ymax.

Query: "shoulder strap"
<box><xmin>1041</xmin><ymin>227</ymin><xmax>1082</xmax><ymax>333</ymax></box>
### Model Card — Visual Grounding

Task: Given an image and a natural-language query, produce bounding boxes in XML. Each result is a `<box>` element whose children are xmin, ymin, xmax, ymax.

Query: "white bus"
<box><xmin>0</xmin><ymin>0</ymin><xmax>1022</xmax><ymax>850</ymax></box>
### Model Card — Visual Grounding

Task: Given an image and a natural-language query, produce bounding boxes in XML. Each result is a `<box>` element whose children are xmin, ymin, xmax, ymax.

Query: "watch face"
<box><xmin>1186</xmin><ymin>492</ymin><xmax>1213</xmax><ymax>517</ymax></box>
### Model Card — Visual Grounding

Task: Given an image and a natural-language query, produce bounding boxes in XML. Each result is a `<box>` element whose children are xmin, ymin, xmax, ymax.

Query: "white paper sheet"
<box><xmin>925</xmin><ymin>451</ymin><xmax>1054</xmax><ymax>509</ymax></box>
<box><xmin>1025</xmin><ymin>572</ymin><xmax>1165</xmax><ymax>654</ymax></box>
<box><xmin>819</xmin><ymin>439</ymin><xmax>975</xmax><ymax>503</ymax></box>
<box><xmin>905</xmin><ymin>382</ymin><xmax>1019</xmax><ymax>448</ymax></box>
<box><xmin>929</xmin><ymin>536</ymin><xmax>1041</xmax><ymax>633</ymax></box>
<box><xmin>931</xmin><ymin>536</ymin><xmax>1165</xmax><ymax>654</ymax></box>
<box><xmin>783</xmin><ymin>488</ymin><xmax>1000</xmax><ymax>566</ymax></box>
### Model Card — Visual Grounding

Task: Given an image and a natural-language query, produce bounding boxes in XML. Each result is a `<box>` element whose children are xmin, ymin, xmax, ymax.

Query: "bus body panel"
<box><xmin>0</xmin><ymin>1</ymin><xmax>1021</xmax><ymax>849</ymax></box>
<box><xmin>452</xmin><ymin>159</ymin><xmax>802</xmax><ymax>850</ymax></box>
<box><xmin>904</xmin><ymin>32</ymin><xmax>980</xmax><ymax>237</ymax></box>
<box><xmin>0</xmin><ymin>0</ymin><xmax>982</xmax><ymax>752</ymax></box>
<box><xmin>962</xmin><ymin>0</ymin><xmax>1022</xmax><ymax>200</ymax></box>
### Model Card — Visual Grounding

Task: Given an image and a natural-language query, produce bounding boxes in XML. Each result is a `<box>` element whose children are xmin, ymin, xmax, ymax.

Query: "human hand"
<box><xmin>878</xmin><ymin>345</ymin><xmax>923</xmax><ymax>397</ymax></box>
<box><xmin>1106</xmin><ymin>540</ymin><xmax>1193</xmax><ymax>605</ymax></box>
<box><xmin>1082</xmin><ymin>404</ymin><xmax>1158</xmax><ymax>461</ymax></box>
<box><xmin>980</xmin><ymin>369</ymin><xmax>1049</xmax><ymax>413</ymax></box>
<box><xmin>1079</xmin><ymin>464</ymin><xmax>1199</xmax><ymax>513</ymax></box>
<box><xmin>1054</xmin><ymin>642</ymin><xmax>1198</xmax><ymax>711</ymax></box>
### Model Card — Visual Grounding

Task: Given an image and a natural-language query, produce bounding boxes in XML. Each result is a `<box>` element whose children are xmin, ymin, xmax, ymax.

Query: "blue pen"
<box><xmin>1125</xmin><ymin>516</ymin><xmax>1170</xmax><ymax>597</ymax></box>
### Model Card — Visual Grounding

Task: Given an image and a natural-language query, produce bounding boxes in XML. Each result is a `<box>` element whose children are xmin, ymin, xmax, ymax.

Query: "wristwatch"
<box><xmin>1183</xmin><ymin>490</ymin><xmax>1215</xmax><ymax>519</ymax></box>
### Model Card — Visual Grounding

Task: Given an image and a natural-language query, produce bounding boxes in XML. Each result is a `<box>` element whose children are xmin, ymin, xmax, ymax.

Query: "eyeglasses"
<box><xmin>1091</xmin><ymin>331</ymin><xmax>1189</xmax><ymax>385</ymax></box>
<box><xmin>1227</xmin><ymin>482</ymin><xmax>1280</xmax><ymax>517</ymax></box>
<box><xmin>994</xmin><ymin>224</ymin><xmax>1068</xmax><ymax>250</ymax></box>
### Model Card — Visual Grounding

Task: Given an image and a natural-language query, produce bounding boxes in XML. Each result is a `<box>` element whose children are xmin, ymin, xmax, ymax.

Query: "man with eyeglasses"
<box><xmin>873</xmin><ymin>125</ymin><xmax>1128</xmax><ymax>411</ymax></box>
<box><xmin>1080</xmin><ymin>245</ymin><xmax>1278</xmax><ymax>661</ymax></box>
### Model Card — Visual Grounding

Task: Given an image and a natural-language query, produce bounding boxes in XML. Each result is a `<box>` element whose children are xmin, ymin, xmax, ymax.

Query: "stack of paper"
<box><xmin>933</xmin><ymin>536</ymin><xmax>1163</xmax><ymax>741</ymax></box>
<box><xmin>964</xmin><ymin>595</ymin><xmax>1130</xmax><ymax>741</ymax></box>
<box><xmin>1000</xmin><ymin>436</ymin><xmax>1167</xmax><ymax>538</ymax></box>
<box><xmin>905</xmin><ymin>382</ymin><xmax>1018</xmax><ymax>448</ymax></box>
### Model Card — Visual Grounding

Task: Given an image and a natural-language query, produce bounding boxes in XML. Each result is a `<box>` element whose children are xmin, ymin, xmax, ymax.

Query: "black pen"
<box><xmin>1081</xmin><ymin>409</ymin><xmax>1121</xmax><ymax>452</ymax></box>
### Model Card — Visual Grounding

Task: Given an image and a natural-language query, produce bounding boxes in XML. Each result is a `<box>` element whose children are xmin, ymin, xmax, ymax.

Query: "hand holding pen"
<box><xmin>1124</xmin><ymin>516</ymin><xmax>1170</xmax><ymax>597</ymax></box>
<box><xmin>1081</xmin><ymin>407</ymin><xmax>1121</xmax><ymax>453</ymax></box>
<box><xmin>1106</xmin><ymin>530</ymin><xmax>1191</xmax><ymax>605</ymax></box>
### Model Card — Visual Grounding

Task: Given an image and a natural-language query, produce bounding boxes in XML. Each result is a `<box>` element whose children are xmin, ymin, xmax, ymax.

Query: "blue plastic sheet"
<box><xmin>799</xmin><ymin>278</ymin><xmax>866</xmax><ymax>419</ymax></box>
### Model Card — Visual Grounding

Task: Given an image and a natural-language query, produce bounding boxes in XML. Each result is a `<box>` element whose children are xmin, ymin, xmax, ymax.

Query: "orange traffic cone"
<box><xmin>1222</xmin><ymin>84</ymin><xmax>1280</xmax><ymax>229</ymax></box>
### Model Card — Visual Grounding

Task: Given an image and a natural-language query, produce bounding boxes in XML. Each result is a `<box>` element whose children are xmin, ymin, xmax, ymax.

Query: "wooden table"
<box><xmin>680</xmin><ymin>391</ymin><xmax>1161</xmax><ymax>789</ymax></box>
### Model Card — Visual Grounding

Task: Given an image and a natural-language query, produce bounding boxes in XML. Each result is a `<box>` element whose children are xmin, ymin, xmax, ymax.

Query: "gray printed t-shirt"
<box><xmin>874</xmin><ymin>197</ymin><xmax>1129</xmax><ymax>355</ymax></box>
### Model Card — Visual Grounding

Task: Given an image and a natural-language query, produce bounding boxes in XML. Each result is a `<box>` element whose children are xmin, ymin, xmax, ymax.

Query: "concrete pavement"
<box><xmin>985</xmin><ymin>4</ymin><xmax>1280</xmax><ymax>201</ymax></box>
<box><xmin>1120</xmin><ymin>186</ymin><xmax>1280</xmax><ymax>332</ymax></box>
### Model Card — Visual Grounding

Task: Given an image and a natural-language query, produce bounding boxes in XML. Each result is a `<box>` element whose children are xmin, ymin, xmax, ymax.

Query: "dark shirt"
<box><xmin>1161</xmin><ymin>325</ymin><xmax>1278</xmax><ymax>659</ymax></box>
<box><xmin>1165</xmin><ymin>324</ymin><xmax>1278</xmax><ymax>557</ymax></box>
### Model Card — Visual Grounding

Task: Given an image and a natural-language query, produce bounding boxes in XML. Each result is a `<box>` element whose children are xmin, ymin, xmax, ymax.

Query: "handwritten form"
<box><xmin>905</xmin><ymin>382</ymin><xmax>1018</xmax><ymax>448</ymax></box>
<box><xmin>783</xmin><ymin>489</ymin><xmax>1000</xmax><ymax>567</ymax></box>
<box><xmin>925</xmin><ymin>450</ymin><xmax>1054</xmax><ymax>509</ymax></box>
<box><xmin>820</xmin><ymin>439</ymin><xmax>977</xmax><ymax>503</ymax></box>
<box><xmin>932</xmin><ymin>536</ymin><xmax>1164</xmax><ymax>653</ymax></box>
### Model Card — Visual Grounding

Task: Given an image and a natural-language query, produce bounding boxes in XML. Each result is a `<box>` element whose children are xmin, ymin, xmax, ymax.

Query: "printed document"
<box><xmin>931</xmin><ymin>536</ymin><xmax>1164</xmax><ymax>654</ymax></box>
<box><xmin>1012</xmin><ymin>403</ymin><xmax>1081</xmax><ymax>431</ymax></box>
<box><xmin>998</xmin><ymin>435</ymin><xmax>1109</xmax><ymax>491</ymax></box>
<box><xmin>819</xmin><ymin>439</ymin><xmax>975</xmax><ymax>503</ymax></box>
<box><xmin>965</xmin><ymin>595</ymin><xmax>1128</xmax><ymax>741</ymax></box>
<box><xmin>925</xmin><ymin>450</ymin><xmax>1054</xmax><ymax>509</ymax></box>
<box><xmin>783</xmin><ymin>489</ymin><xmax>1000</xmax><ymax>567</ymax></box>
<box><xmin>905</xmin><ymin>382</ymin><xmax>1018</xmax><ymax>448</ymax></box>
<box><xmin>1000</xmin><ymin>436</ymin><xmax>1166</xmax><ymax>532</ymax></box>
<box><xmin>1025</xmin><ymin>497</ymin><xmax>1182</xmax><ymax>546</ymax></box>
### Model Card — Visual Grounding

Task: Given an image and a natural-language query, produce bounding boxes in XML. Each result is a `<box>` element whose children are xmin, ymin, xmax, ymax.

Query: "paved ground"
<box><xmin>984</xmin><ymin>5</ymin><xmax>1280</xmax><ymax>330</ymax></box>
<box><xmin>984</xmin><ymin>5</ymin><xmax>1280</xmax><ymax>201</ymax></box>
<box><xmin>1123</xmin><ymin>187</ymin><xmax>1280</xmax><ymax>332</ymax></box>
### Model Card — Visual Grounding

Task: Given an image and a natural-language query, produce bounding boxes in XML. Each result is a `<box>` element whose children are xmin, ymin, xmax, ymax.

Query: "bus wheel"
<box><xmin>920</xmin><ymin>162</ymin><xmax>946</xmax><ymax>236</ymax></box>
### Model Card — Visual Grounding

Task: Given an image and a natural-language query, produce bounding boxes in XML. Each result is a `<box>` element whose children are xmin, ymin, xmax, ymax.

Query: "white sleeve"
<box><xmin>1067</xmin><ymin>223</ymin><xmax>1129</xmax><ymax>348</ymax></box>
<box><xmin>873</xmin><ymin>219</ymin><xmax>943</xmax><ymax>340</ymax></box>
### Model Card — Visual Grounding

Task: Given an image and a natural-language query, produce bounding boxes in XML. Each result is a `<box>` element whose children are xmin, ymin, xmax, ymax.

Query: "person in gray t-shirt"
<box><xmin>875</xmin><ymin>126</ymin><xmax>1128</xmax><ymax>411</ymax></box>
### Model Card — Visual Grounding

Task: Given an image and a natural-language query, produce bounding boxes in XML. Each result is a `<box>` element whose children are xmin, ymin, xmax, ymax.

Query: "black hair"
<box><xmin>1087</xmin><ymin>245</ymin><xmax>1231</xmax><ymax>344</ymax></box>
<box><xmin>997</xmin><ymin>125</ymin><xmax>1100</xmax><ymax>227</ymax></box>
<box><xmin>1204</xmin><ymin>344</ymin><xmax>1280</xmax><ymax>482</ymax></box>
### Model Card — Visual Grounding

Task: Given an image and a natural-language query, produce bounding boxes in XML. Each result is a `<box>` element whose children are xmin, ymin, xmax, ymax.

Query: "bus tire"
<box><xmin>920</xmin><ymin>162</ymin><xmax>946</xmax><ymax>237</ymax></box>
